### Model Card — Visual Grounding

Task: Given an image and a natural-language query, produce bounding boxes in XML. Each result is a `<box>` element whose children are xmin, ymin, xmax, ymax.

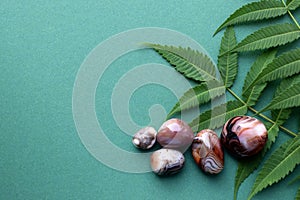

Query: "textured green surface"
<box><xmin>1</xmin><ymin>1</ymin><xmax>300</xmax><ymax>200</ymax></box>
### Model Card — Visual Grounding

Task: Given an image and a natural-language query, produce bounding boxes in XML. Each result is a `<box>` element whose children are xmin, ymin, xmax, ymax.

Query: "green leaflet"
<box><xmin>296</xmin><ymin>187</ymin><xmax>300</xmax><ymax>200</ymax></box>
<box><xmin>234</xmin><ymin>122</ymin><xmax>279</xmax><ymax>200</ymax></box>
<box><xmin>285</xmin><ymin>137</ymin><xmax>300</xmax><ymax>155</ymax></box>
<box><xmin>242</xmin><ymin>50</ymin><xmax>276</xmax><ymax>94</ymax></box>
<box><xmin>217</xmin><ymin>26</ymin><xmax>238</xmax><ymax>88</ymax></box>
<box><xmin>234</xmin><ymin>154</ymin><xmax>264</xmax><ymax>200</ymax></box>
<box><xmin>291</xmin><ymin>176</ymin><xmax>300</xmax><ymax>200</ymax></box>
<box><xmin>274</xmin><ymin>73</ymin><xmax>300</xmax><ymax>94</ymax></box>
<box><xmin>260</xmin><ymin>75</ymin><xmax>300</xmax><ymax>112</ymax></box>
<box><xmin>189</xmin><ymin>100</ymin><xmax>247</xmax><ymax>132</ymax></box>
<box><xmin>271</xmin><ymin>109</ymin><xmax>292</xmax><ymax>126</ymax></box>
<box><xmin>245</xmin><ymin>84</ymin><xmax>267</xmax><ymax>106</ymax></box>
<box><xmin>298</xmin><ymin>111</ymin><xmax>300</xmax><ymax>134</ymax></box>
<box><xmin>263</xmin><ymin>124</ymin><xmax>279</xmax><ymax>153</ymax></box>
<box><xmin>167</xmin><ymin>81</ymin><xmax>225</xmax><ymax>118</ymax></box>
<box><xmin>290</xmin><ymin>176</ymin><xmax>300</xmax><ymax>185</ymax></box>
<box><xmin>287</xmin><ymin>0</ymin><xmax>300</xmax><ymax>10</ymax></box>
<box><xmin>145</xmin><ymin>44</ymin><xmax>216</xmax><ymax>82</ymax></box>
<box><xmin>216</xmin><ymin>12</ymin><xmax>299</xmax><ymax>55</ymax></box>
<box><xmin>248</xmin><ymin>135</ymin><xmax>300</xmax><ymax>200</ymax></box>
<box><xmin>261</xmin><ymin>83</ymin><xmax>300</xmax><ymax>111</ymax></box>
<box><xmin>269</xmin><ymin>76</ymin><xmax>295</xmax><ymax>124</ymax></box>
<box><xmin>234</xmin><ymin>23</ymin><xmax>300</xmax><ymax>52</ymax></box>
<box><xmin>242</xmin><ymin>50</ymin><xmax>277</xmax><ymax>106</ymax></box>
<box><xmin>251</xmin><ymin>48</ymin><xmax>300</xmax><ymax>87</ymax></box>
<box><xmin>214</xmin><ymin>1</ymin><xmax>287</xmax><ymax>35</ymax></box>
<box><xmin>268</xmin><ymin>107</ymin><xmax>292</xmax><ymax>148</ymax></box>
<box><xmin>290</xmin><ymin>175</ymin><xmax>300</xmax><ymax>200</ymax></box>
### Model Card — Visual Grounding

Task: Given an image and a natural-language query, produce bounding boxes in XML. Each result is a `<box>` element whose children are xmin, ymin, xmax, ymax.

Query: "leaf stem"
<box><xmin>287</xmin><ymin>10</ymin><xmax>300</xmax><ymax>29</ymax></box>
<box><xmin>281</xmin><ymin>0</ymin><xmax>300</xmax><ymax>29</ymax></box>
<box><xmin>227</xmin><ymin>88</ymin><xmax>298</xmax><ymax>137</ymax></box>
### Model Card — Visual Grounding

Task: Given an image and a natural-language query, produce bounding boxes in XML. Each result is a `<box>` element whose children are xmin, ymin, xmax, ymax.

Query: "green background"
<box><xmin>1</xmin><ymin>0</ymin><xmax>300</xmax><ymax>199</ymax></box>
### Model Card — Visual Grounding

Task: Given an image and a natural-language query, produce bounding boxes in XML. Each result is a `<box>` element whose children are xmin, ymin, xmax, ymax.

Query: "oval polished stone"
<box><xmin>192</xmin><ymin>129</ymin><xmax>224</xmax><ymax>174</ymax></box>
<box><xmin>150</xmin><ymin>149</ymin><xmax>185</xmax><ymax>176</ymax></box>
<box><xmin>221</xmin><ymin>116</ymin><xmax>268</xmax><ymax>158</ymax></box>
<box><xmin>132</xmin><ymin>127</ymin><xmax>157</xmax><ymax>149</ymax></box>
<box><xmin>157</xmin><ymin>118</ymin><xmax>194</xmax><ymax>152</ymax></box>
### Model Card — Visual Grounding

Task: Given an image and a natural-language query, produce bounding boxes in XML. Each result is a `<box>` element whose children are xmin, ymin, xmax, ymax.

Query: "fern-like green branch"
<box><xmin>147</xmin><ymin>1</ymin><xmax>300</xmax><ymax>199</ymax></box>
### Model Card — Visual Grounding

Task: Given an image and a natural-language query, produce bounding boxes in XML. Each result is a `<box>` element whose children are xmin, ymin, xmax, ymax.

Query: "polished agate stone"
<box><xmin>192</xmin><ymin>129</ymin><xmax>224</xmax><ymax>174</ymax></box>
<box><xmin>132</xmin><ymin>127</ymin><xmax>157</xmax><ymax>149</ymax></box>
<box><xmin>157</xmin><ymin>118</ymin><xmax>194</xmax><ymax>152</ymax></box>
<box><xmin>150</xmin><ymin>149</ymin><xmax>185</xmax><ymax>176</ymax></box>
<box><xmin>221</xmin><ymin>116</ymin><xmax>268</xmax><ymax>158</ymax></box>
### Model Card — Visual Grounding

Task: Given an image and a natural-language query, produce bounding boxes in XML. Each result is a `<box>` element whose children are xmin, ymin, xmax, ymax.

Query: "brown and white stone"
<box><xmin>150</xmin><ymin>149</ymin><xmax>185</xmax><ymax>176</ymax></box>
<box><xmin>132</xmin><ymin>127</ymin><xmax>157</xmax><ymax>150</ymax></box>
<box><xmin>157</xmin><ymin>118</ymin><xmax>194</xmax><ymax>152</ymax></box>
<box><xmin>192</xmin><ymin>129</ymin><xmax>224</xmax><ymax>174</ymax></box>
<box><xmin>221</xmin><ymin>116</ymin><xmax>268</xmax><ymax>158</ymax></box>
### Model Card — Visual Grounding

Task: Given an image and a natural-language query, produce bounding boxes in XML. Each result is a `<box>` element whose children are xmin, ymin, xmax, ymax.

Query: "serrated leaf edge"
<box><xmin>248</xmin><ymin>136</ymin><xmax>300</xmax><ymax>200</ymax></box>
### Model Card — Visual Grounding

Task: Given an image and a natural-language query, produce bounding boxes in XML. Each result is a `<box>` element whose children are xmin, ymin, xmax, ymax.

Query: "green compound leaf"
<box><xmin>234</xmin><ymin>122</ymin><xmax>279</xmax><ymax>200</ymax></box>
<box><xmin>189</xmin><ymin>100</ymin><xmax>247</xmax><ymax>132</ymax></box>
<box><xmin>145</xmin><ymin>43</ymin><xmax>216</xmax><ymax>82</ymax></box>
<box><xmin>167</xmin><ymin>81</ymin><xmax>225</xmax><ymax>118</ymax></box>
<box><xmin>234</xmin><ymin>23</ymin><xmax>300</xmax><ymax>52</ymax></box>
<box><xmin>260</xmin><ymin>74</ymin><xmax>300</xmax><ymax>112</ymax></box>
<box><xmin>287</xmin><ymin>0</ymin><xmax>300</xmax><ymax>10</ymax></box>
<box><xmin>214</xmin><ymin>1</ymin><xmax>287</xmax><ymax>35</ymax></box>
<box><xmin>242</xmin><ymin>50</ymin><xmax>277</xmax><ymax>106</ymax></box>
<box><xmin>217</xmin><ymin>26</ymin><xmax>238</xmax><ymax>88</ymax></box>
<box><xmin>248</xmin><ymin>135</ymin><xmax>300</xmax><ymax>200</ymax></box>
<box><xmin>252</xmin><ymin>48</ymin><xmax>300</xmax><ymax>87</ymax></box>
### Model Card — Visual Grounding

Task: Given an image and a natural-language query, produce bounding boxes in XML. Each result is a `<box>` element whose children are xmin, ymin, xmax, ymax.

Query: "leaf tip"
<box><xmin>213</xmin><ymin>26</ymin><xmax>223</xmax><ymax>36</ymax></box>
<box><xmin>141</xmin><ymin>42</ymin><xmax>157</xmax><ymax>48</ymax></box>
